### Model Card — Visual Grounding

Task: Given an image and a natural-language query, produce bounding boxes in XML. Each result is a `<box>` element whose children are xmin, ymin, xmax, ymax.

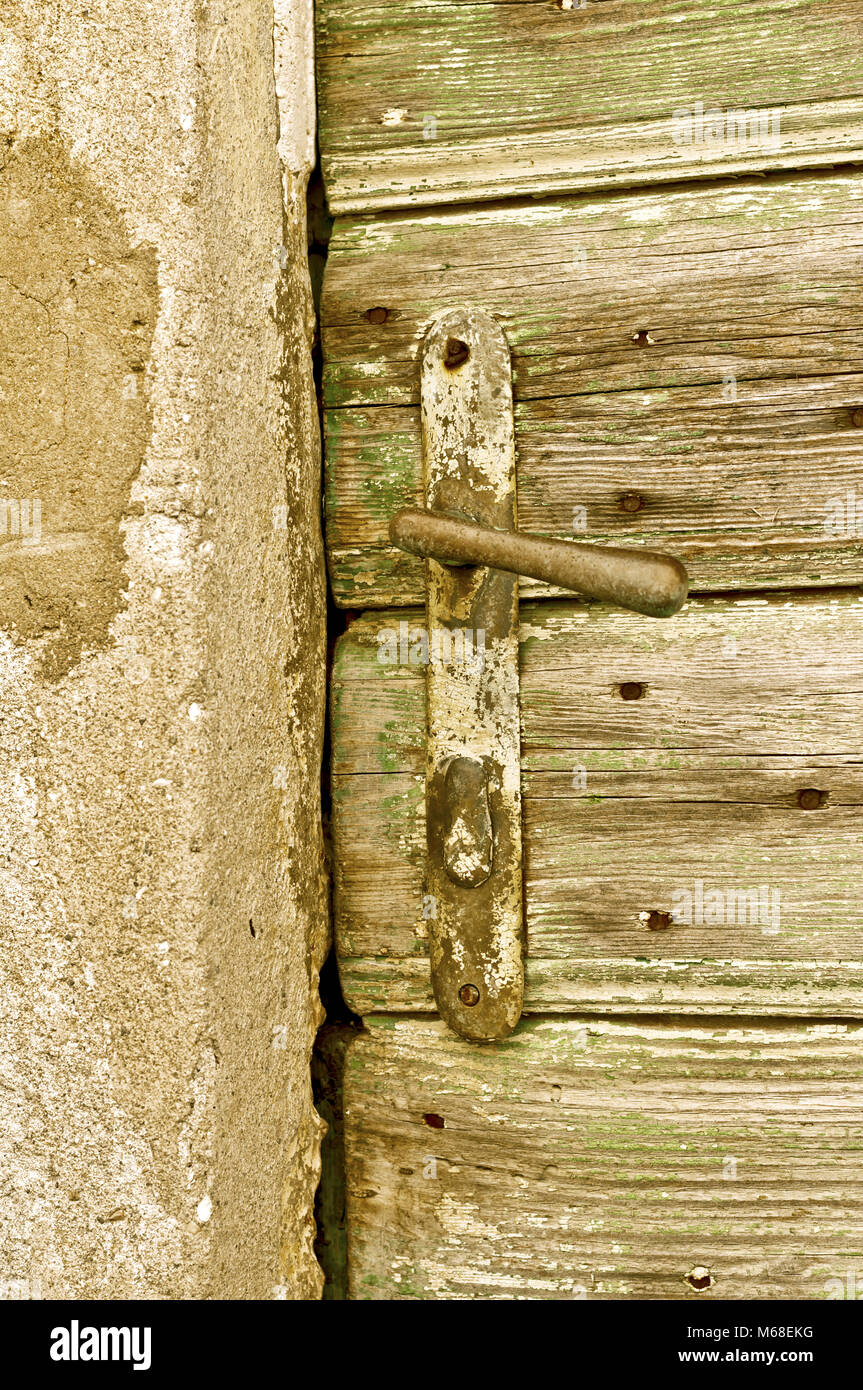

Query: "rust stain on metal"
<box><xmin>390</xmin><ymin>507</ymin><xmax>687</xmax><ymax>619</ymax></box>
<box><xmin>420</xmin><ymin>307</ymin><xmax>524</xmax><ymax>1042</ymax></box>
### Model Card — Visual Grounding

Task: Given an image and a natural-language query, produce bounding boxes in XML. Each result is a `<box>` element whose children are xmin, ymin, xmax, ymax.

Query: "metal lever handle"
<box><xmin>400</xmin><ymin>306</ymin><xmax>690</xmax><ymax>1042</ymax></box>
<box><xmin>390</xmin><ymin>507</ymin><xmax>688</xmax><ymax>619</ymax></box>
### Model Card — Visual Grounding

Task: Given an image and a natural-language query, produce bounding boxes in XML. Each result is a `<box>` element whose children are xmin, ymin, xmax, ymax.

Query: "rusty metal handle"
<box><xmin>390</xmin><ymin>507</ymin><xmax>688</xmax><ymax>619</ymax></box>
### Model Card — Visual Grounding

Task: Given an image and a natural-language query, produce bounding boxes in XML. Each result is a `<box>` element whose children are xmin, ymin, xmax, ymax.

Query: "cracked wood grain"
<box><xmin>341</xmin><ymin>1016</ymin><xmax>863</xmax><ymax>1300</ymax></box>
<box><xmin>315</xmin><ymin>0</ymin><xmax>863</xmax><ymax>213</ymax></box>
<box><xmin>322</xmin><ymin>169</ymin><xmax>863</xmax><ymax>605</ymax></box>
<box><xmin>331</xmin><ymin>591</ymin><xmax>863</xmax><ymax>1016</ymax></box>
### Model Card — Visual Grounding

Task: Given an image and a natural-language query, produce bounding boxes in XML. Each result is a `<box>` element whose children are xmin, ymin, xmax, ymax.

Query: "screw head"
<box><xmin>458</xmin><ymin>983</ymin><xmax>480</xmax><ymax>1006</ymax></box>
<box><xmin>619</xmin><ymin>492</ymin><xmax>644</xmax><ymax>514</ymax></box>
<box><xmin>619</xmin><ymin>681</ymin><xmax>645</xmax><ymax>701</ymax></box>
<box><xmin>443</xmin><ymin>337</ymin><xmax>470</xmax><ymax>370</ymax></box>
<box><xmin>365</xmin><ymin>306</ymin><xmax>389</xmax><ymax>324</ymax></box>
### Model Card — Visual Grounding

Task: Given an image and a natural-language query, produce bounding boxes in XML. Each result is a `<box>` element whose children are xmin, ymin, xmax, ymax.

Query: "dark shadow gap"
<box><xmin>307</xmin><ymin>155</ymin><xmax>362</xmax><ymax>1301</ymax></box>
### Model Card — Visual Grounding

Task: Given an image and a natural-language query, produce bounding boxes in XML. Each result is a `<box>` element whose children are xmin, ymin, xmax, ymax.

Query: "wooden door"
<box><xmin>316</xmin><ymin>0</ymin><xmax>863</xmax><ymax>1300</ymax></box>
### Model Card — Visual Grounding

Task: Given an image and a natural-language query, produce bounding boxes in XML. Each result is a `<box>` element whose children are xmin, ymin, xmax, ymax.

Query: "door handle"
<box><xmin>390</xmin><ymin>305</ymin><xmax>688</xmax><ymax>1043</ymax></box>
<box><xmin>389</xmin><ymin>508</ymin><xmax>687</xmax><ymax>619</ymax></box>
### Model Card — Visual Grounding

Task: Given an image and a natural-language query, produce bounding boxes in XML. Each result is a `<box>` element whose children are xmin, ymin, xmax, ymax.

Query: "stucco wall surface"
<box><xmin>0</xmin><ymin>0</ymin><xmax>327</xmax><ymax>1299</ymax></box>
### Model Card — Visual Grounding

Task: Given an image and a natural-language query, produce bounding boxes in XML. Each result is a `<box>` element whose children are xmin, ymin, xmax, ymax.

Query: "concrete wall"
<box><xmin>0</xmin><ymin>0</ymin><xmax>327</xmax><ymax>1298</ymax></box>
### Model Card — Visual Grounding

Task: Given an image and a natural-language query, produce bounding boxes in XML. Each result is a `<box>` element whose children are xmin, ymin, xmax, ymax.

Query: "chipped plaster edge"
<box><xmin>271</xmin><ymin>0</ymin><xmax>328</xmax><ymax>1300</ymax></box>
<box><xmin>273</xmin><ymin>0</ymin><xmax>316</xmax><ymax>182</ymax></box>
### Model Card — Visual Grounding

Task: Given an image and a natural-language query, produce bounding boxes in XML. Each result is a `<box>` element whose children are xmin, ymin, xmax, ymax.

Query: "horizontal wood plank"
<box><xmin>331</xmin><ymin>593</ymin><xmax>863</xmax><ymax>1015</ymax></box>
<box><xmin>342</xmin><ymin>1016</ymin><xmax>863</xmax><ymax>1299</ymax></box>
<box><xmin>316</xmin><ymin>0</ymin><xmax>863</xmax><ymax>212</ymax></box>
<box><xmin>323</xmin><ymin>171</ymin><xmax>863</xmax><ymax>605</ymax></box>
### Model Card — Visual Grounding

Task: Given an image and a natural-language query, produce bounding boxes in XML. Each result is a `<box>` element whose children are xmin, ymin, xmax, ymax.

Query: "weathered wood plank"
<box><xmin>316</xmin><ymin>0</ymin><xmax>863</xmax><ymax>212</ymax></box>
<box><xmin>331</xmin><ymin>592</ymin><xmax>863</xmax><ymax>1015</ymax></box>
<box><xmin>323</xmin><ymin>171</ymin><xmax>863</xmax><ymax>406</ymax></box>
<box><xmin>343</xmin><ymin>1016</ymin><xmax>863</xmax><ymax>1300</ymax></box>
<box><xmin>323</xmin><ymin>171</ymin><xmax>863</xmax><ymax>605</ymax></box>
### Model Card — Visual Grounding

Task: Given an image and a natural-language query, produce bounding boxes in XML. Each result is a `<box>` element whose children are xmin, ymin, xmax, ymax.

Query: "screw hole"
<box><xmin>645</xmin><ymin>910</ymin><xmax>671</xmax><ymax>931</ymax></box>
<box><xmin>619</xmin><ymin>681</ymin><xmax>646</xmax><ymax>701</ymax></box>
<box><xmin>630</xmin><ymin>328</ymin><xmax>655</xmax><ymax>347</ymax></box>
<box><xmin>423</xmin><ymin>1113</ymin><xmax>445</xmax><ymax>1129</ymax></box>
<box><xmin>443</xmin><ymin>337</ymin><xmax>470</xmax><ymax>370</ymax></box>
<box><xmin>365</xmin><ymin>306</ymin><xmax>389</xmax><ymax>324</ymax></box>
<box><xmin>797</xmin><ymin>787</ymin><xmax>827</xmax><ymax>810</ymax></box>
<box><xmin>685</xmin><ymin>1266</ymin><xmax>715</xmax><ymax>1292</ymax></box>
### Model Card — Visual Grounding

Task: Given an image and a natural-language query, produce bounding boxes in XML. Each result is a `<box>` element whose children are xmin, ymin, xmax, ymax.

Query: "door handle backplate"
<box><xmin>389</xmin><ymin>307</ymin><xmax>688</xmax><ymax>1041</ymax></box>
